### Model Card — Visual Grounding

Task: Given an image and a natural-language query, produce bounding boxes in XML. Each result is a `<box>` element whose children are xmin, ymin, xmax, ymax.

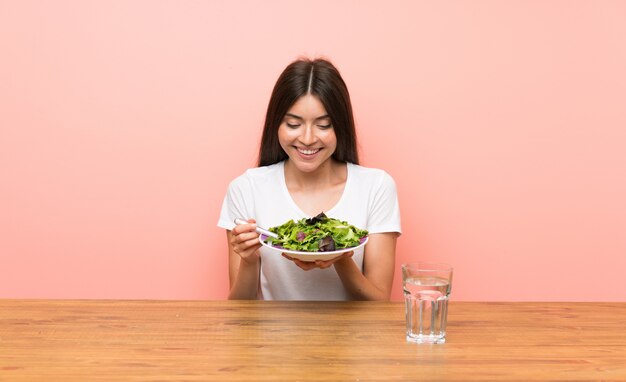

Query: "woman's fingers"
<box><xmin>316</xmin><ymin>251</ymin><xmax>353</xmax><ymax>268</ymax></box>
<box><xmin>231</xmin><ymin>222</ymin><xmax>257</xmax><ymax>237</ymax></box>
<box><xmin>234</xmin><ymin>237</ymin><xmax>261</xmax><ymax>253</ymax></box>
<box><xmin>314</xmin><ymin>259</ymin><xmax>330</xmax><ymax>268</ymax></box>
<box><xmin>282</xmin><ymin>251</ymin><xmax>354</xmax><ymax>271</ymax></box>
<box><xmin>232</xmin><ymin>231</ymin><xmax>259</xmax><ymax>245</ymax></box>
<box><xmin>231</xmin><ymin>219</ymin><xmax>261</xmax><ymax>261</ymax></box>
<box><xmin>282</xmin><ymin>254</ymin><xmax>316</xmax><ymax>270</ymax></box>
<box><xmin>294</xmin><ymin>259</ymin><xmax>319</xmax><ymax>271</ymax></box>
<box><xmin>231</xmin><ymin>221</ymin><xmax>259</xmax><ymax>244</ymax></box>
<box><xmin>340</xmin><ymin>251</ymin><xmax>354</xmax><ymax>260</ymax></box>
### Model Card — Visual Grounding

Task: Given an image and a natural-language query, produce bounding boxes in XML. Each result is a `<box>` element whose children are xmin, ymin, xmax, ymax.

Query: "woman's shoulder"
<box><xmin>229</xmin><ymin>162</ymin><xmax>284</xmax><ymax>188</ymax></box>
<box><xmin>348</xmin><ymin>162</ymin><xmax>395</xmax><ymax>183</ymax></box>
<box><xmin>244</xmin><ymin>161</ymin><xmax>283</xmax><ymax>178</ymax></box>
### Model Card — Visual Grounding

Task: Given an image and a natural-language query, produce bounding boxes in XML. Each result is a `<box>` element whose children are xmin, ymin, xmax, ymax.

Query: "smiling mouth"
<box><xmin>296</xmin><ymin>148</ymin><xmax>321</xmax><ymax>155</ymax></box>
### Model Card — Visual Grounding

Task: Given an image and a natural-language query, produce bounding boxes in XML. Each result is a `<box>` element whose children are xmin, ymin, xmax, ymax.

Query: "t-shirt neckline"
<box><xmin>279</xmin><ymin>160</ymin><xmax>352</xmax><ymax>218</ymax></box>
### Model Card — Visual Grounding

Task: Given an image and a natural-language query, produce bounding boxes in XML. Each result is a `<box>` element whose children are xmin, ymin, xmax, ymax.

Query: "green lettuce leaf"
<box><xmin>265</xmin><ymin>212</ymin><xmax>368</xmax><ymax>252</ymax></box>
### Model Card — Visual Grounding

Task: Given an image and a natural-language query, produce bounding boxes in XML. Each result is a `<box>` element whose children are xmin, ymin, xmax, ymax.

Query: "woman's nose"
<box><xmin>299</xmin><ymin>125</ymin><xmax>317</xmax><ymax>145</ymax></box>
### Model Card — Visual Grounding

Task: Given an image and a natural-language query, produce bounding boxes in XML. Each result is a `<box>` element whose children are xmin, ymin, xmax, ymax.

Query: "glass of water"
<box><xmin>402</xmin><ymin>262</ymin><xmax>453</xmax><ymax>344</ymax></box>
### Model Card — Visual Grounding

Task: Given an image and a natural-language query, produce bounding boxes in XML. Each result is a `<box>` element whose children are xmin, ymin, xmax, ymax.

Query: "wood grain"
<box><xmin>1</xmin><ymin>300</ymin><xmax>625</xmax><ymax>381</ymax></box>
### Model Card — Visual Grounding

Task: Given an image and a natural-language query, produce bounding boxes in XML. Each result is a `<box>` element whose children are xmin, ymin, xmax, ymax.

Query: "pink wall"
<box><xmin>1</xmin><ymin>1</ymin><xmax>625</xmax><ymax>301</ymax></box>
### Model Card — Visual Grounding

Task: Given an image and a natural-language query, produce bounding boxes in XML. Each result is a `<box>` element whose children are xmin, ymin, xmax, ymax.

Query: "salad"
<box><xmin>265</xmin><ymin>212</ymin><xmax>368</xmax><ymax>252</ymax></box>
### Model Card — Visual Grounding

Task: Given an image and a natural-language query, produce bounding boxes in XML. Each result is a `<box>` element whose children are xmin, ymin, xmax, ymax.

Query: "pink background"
<box><xmin>1</xmin><ymin>1</ymin><xmax>625</xmax><ymax>301</ymax></box>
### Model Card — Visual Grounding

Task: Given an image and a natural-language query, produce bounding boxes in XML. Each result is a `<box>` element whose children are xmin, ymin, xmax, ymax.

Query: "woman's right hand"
<box><xmin>230</xmin><ymin>218</ymin><xmax>262</xmax><ymax>264</ymax></box>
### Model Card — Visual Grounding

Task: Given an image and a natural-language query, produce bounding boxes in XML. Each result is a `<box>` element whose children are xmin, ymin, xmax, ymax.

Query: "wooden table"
<box><xmin>1</xmin><ymin>300</ymin><xmax>625</xmax><ymax>381</ymax></box>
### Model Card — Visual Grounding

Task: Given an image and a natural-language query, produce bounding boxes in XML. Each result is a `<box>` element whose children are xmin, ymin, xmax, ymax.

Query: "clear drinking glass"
<box><xmin>402</xmin><ymin>262</ymin><xmax>453</xmax><ymax>344</ymax></box>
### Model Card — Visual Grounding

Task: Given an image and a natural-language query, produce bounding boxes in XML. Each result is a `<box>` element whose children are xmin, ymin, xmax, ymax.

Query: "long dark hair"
<box><xmin>258</xmin><ymin>58</ymin><xmax>359</xmax><ymax>166</ymax></box>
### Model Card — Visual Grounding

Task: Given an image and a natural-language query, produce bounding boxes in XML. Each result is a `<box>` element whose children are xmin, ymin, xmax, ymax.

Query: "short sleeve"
<box><xmin>367</xmin><ymin>171</ymin><xmax>402</xmax><ymax>235</ymax></box>
<box><xmin>217</xmin><ymin>174</ymin><xmax>254</xmax><ymax>231</ymax></box>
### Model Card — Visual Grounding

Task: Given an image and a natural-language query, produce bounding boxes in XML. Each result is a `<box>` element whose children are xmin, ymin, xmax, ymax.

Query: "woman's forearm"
<box><xmin>228</xmin><ymin>257</ymin><xmax>260</xmax><ymax>300</ymax></box>
<box><xmin>333</xmin><ymin>258</ymin><xmax>391</xmax><ymax>301</ymax></box>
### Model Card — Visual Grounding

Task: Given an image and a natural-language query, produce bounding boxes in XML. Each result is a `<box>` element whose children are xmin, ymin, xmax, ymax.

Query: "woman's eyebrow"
<box><xmin>284</xmin><ymin>113</ymin><xmax>330</xmax><ymax>121</ymax></box>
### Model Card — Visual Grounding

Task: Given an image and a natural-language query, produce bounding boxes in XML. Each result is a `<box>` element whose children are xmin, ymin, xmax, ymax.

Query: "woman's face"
<box><xmin>278</xmin><ymin>94</ymin><xmax>337</xmax><ymax>173</ymax></box>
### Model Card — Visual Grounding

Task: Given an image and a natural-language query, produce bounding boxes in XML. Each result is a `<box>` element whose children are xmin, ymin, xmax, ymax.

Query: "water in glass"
<box><xmin>404</xmin><ymin>275</ymin><xmax>451</xmax><ymax>344</ymax></box>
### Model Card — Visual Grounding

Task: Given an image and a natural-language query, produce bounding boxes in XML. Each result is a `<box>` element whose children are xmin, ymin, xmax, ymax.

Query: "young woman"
<box><xmin>218</xmin><ymin>58</ymin><xmax>401</xmax><ymax>300</ymax></box>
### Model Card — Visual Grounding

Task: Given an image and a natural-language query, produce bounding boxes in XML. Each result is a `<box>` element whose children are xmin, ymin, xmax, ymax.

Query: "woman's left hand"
<box><xmin>282</xmin><ymin>251</ymin><xmax>354</xmax><ymax>271</ymax></box>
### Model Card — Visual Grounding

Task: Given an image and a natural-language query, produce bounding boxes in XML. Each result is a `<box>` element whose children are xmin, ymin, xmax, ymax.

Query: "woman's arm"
<box><xmin>332</xmin><ymin>232</ymin><xmax>398</xmax><ymax>301</ymax></box>
<box><xmin>282</xmin><ymin>232</ymin><xmax>399</xmax><ymax>300</ymax></box>
<box><xmin>226</xmin><ymin>220</ymin><xmax>262</xmax><ymax>299</ymax></box>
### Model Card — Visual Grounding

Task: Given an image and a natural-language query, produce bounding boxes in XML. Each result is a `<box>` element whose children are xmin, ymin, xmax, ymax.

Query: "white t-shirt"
<box><xmin>217</xmin><ymin>161</ymin><xmax>402</xmax><ymax>300</ymax></box>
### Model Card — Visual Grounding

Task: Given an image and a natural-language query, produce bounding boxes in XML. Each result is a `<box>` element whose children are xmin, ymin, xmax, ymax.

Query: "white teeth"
<box><xmin>297</xmin><ymin>148</ymin><xmax>320</xmax><ymax>155</ymax></box>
